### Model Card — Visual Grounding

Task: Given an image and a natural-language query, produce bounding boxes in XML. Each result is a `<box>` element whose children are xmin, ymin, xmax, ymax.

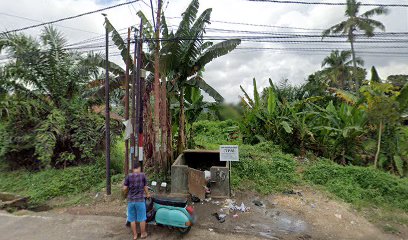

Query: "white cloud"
<box><xmin>1</xmin><ymin>0</ymin><xmax>407</xmax><ymax>103</ymax></box>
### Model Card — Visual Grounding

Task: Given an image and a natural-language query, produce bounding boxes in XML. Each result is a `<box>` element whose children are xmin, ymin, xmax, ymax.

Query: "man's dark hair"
<box><xmin>133</xmin><ymin>161</ymin><xmax>141</xmax><ymax>170</ymax></box>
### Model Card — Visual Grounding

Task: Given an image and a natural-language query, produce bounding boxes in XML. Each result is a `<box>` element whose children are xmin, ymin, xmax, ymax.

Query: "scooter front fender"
<box><xmin>155</xmin><ymin>205</ymin><xmax>191</xmax><ymax>228</ymax></box>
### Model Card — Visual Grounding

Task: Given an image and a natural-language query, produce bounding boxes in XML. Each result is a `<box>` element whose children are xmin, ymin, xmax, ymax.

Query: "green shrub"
<box><xmin>232</xmin><ymin>142</ymin><xmax>298</xmax><ymax>194</ymax></box>
<box><xmin>304</xmin><ymin>161</ymin><xmax>408</xmax><ymax>211</ymax></box>
<box><xmin>0</xmin><ymin>164</ymin><xmax>105</xmax><ymax>205</ymax></box>
<box><xmin>194</xmin><ymin>120</ymin><xmax>241</xmax><ymax>149</ymax></box>
<box><xmin>110</xmin><ymin>137</ymin><xmax>125</xmax><ymax>174</ymax></box>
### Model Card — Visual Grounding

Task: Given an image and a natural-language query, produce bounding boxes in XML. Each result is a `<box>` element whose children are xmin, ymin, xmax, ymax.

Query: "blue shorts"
<box><xmin>127</xmin><ymin>201</ymin><xmax>147</xmax><ymax>223</ymax></box>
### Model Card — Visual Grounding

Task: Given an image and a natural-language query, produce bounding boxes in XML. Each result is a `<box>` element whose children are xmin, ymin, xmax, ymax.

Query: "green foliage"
<box><xmin>304</xmin><ymin>161</ymin><xmax>408</xmax><ymax>211</ymax></box>
<box><xmin>193</xmin><ymin>120</ymin><xmax>240</xmax><ymax>149</ymax></box>
<box><xmin>0</xmin><ymin>27</ymin><xmax>119</xmax><ymax>169</ymax></box>
<box><xmin>233</xmin><ymin>142</ymin><xmax>298</xmax><ymax>194</ymax></box>
<box><xmin>387</xmin><ymin>75</ymin><xmax>408</xmax><ymax>89</ymax></box>
<box><xmin>34</xmin><ymin>109</ymin><xmax>66</xmax><ymax>165</ymax></box>
<box><xmin>0</xmin><ymin>164</ymin><xmax>105</xmax><ymax>205</ymax></box>
<box><xmin>110</xmin><ymin>137</ymin><xmax>126</xmax><ymax>174</ymax></box>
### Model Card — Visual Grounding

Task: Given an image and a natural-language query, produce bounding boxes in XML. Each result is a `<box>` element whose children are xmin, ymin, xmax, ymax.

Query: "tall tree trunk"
<box><xmin>167</xmin><ymin>96</ymin><xmax>173</xmax><ymax>166</ymax></box>
<box><xmin>177</xmin><ymin>87</ymin><xmax>186</xmax><ymax>154</ymax></box>
<box><xmin>349</xmin><ymin>34</ymin><xmax>358</xmax><ymax>91</ymax></box>
<box><xmin>341</xmin><ymin>147</ymin><xmax>346</xmax><ymax>165</ymax></box>
<box><xmin>160</xmin><ymin>81</ymin><xmax>168</xmax><ymax>173</ymax></box>
<box><xmin>153</xmin><ymin>0</ymin><xmax>162</xmax><ymax>172</ymax></box>
<box><xmin>143</xmin><ymin>83</ymin><xmax>154</xmax><ymax>168</ymax></box>
<box><xmin>374</xmin><ymin>121</ymin><xmax>383</xmax><ymax>168</ymax></box>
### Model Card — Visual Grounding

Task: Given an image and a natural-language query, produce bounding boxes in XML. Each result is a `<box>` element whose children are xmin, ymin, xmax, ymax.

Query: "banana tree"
<box><xmin>158</xmin><ymin>0</ymin><xmax>241</xmax><ymax>153</ymax></box>
<box><xmin>309</xmin><ymin>101</ymin><xmax>367</xmax><ymax>164</ymax></box>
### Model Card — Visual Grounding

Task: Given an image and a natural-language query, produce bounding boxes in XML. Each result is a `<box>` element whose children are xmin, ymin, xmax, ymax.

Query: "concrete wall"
<box><xmin>171</xmin><ymin>151</ymin><xmax>230</xmax><ymax>198</ymax></box>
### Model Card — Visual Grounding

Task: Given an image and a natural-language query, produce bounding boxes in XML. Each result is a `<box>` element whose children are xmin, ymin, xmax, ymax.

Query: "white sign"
<box><xmin>220</xmin><ymin>145</ymin><xmax>239</xmax><ymax>162</ymax></box>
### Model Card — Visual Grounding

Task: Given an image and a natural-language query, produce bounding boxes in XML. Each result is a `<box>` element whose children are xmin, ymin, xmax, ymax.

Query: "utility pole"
<box><xmin>136</xmin><ymin>19</ymin><xmax>144</xmax><ymax>172</ymax></box>
<box><xmin>103</xmin><ymin>13</ymin><xmax>111</xmax><ymax>195</ymax></box>
<box><xmin>149</xmin><ymin>0</ymin><xmax>156</xmax><ymax>30</ymax></box>
<box><xmin>130</xmin><ymin>28</ymin><xmax>138</xmax><ymax>169</ymax></box>
<box><xmin>124</xmin><ymin>28</ymin><xmax>131</xmax><ymax>176</ymax></box>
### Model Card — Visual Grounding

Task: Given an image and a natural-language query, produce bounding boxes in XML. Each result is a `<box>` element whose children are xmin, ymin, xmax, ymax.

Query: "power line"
<box><xmin>1</xmin><ymin>0</ymin><xmax>141</xmax><ymax>34</ymax></box>
<box><xmin>244</xmin><ymin>0</ymin><xmax>408</xmax><ymax>8</ymax></box>
<box><xmin>0</xmin><ymin>12</ymin><xmax>100</xmax><ymax>35</ymax></box>
<box><xmin>166</xmin><ymin>16</ymin><xmax>324</xmax><ymax>31</ymax></box>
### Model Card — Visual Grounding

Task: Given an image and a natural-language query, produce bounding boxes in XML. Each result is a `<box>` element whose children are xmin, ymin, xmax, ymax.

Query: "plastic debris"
<box><xmin>233</xmin><ymin>214</ymin><xmax>239</xmax><ymax>218</ymax></box>
<box><xmin>212</xmin><ymin>212</ymin><xmax>226</xmax><ymax>223</ymax></box>
<box><xmin>208</xmin><ymin>228</ymin><xmax>214</xmax><ymax>232</ymax></box>
<box><xmin>204</xmin><ymin>171</ymin><xmax>211</xmax><ymax>181</ymax></box>
<box><xmin>204</xmin><ymin>198</ymin><xmax>212</xmax><ymax>202</ymax></box>
<box><xmin>335</xmin><ymin>214</ymin><xmax>342</xmax><ymax>219</ymax></box>
<box><xmin>229</xmin><ymin>202</ymin><xmax>250</xmax><ymax>212</ymax></box>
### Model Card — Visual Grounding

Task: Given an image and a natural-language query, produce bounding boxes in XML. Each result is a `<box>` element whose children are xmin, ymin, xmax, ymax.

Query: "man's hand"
<box><xmin>122</xmin><ymin>186</ymin><xmax>128</xmax><ymax>199</ymax></box>
<box><xmin>146</xmin><ymin>192</ymin><xmax>151</xmax><ymax>199</ymax></box>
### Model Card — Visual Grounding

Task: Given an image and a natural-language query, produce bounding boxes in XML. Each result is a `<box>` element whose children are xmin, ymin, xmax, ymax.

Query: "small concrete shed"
<box><xmin>171</xmin><ymin>150</ymin><xmax>230</xmax><ymax>199</ymax></box>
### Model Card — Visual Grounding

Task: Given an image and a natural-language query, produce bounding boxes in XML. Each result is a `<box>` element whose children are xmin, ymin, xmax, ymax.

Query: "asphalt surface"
<box><xmin>0</xmin><ymin>211</ymin><xmax>263</xmax><ymax>240</ymax></box>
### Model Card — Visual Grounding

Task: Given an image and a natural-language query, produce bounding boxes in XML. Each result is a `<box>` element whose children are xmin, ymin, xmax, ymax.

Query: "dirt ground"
<box><xmin>0</xmin><ymin>187</ymin><xmax>408</xmax><ymax>240</ymax></box>
<box><xmin>42</xmin><ymin>186</ymin><xmax>407</xmax><ymax>240</ymax></box>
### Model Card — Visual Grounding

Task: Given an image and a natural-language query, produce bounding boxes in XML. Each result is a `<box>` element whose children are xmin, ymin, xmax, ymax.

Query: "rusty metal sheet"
<box><xmin>188</xmin><ymin>168</ymin><xmax>206</xmax><ymax>200</ymax></box>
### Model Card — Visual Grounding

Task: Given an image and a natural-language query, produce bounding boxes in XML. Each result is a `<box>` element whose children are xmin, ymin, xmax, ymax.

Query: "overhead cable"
<box><xmin>244</xmin><ymin>0</ymin><xmax>408</xmax><ymax>7</ymax></box>
<box><xmin>1</xmin><ymin>0</ymin><xmax>140</xmax><ymax>34</ymax></box>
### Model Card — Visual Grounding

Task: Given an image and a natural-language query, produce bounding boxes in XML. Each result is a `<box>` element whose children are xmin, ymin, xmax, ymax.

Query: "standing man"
<box><xmin>123</xmin><ymin>162</ymin><xmax>150</xmax><ymax>239</ymax></box>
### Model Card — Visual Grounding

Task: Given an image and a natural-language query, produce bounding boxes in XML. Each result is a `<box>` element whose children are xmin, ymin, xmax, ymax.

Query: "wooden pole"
<box><xmin>103</xmin><ymin>14</ymin><xmax>111</xmax><ymax>195</ymax></box>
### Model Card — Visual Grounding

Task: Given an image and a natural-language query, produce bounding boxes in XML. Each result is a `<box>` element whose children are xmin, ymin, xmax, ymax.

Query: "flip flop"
<box><xmin>141</xmin><ymin>233</ymin><xmax>148</xmax><ymax>239</ymax></box>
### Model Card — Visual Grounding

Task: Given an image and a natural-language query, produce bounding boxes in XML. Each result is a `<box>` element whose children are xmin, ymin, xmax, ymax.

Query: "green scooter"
<box><xmin>146</xmin><ymin>193</ymin><xmax>196</xmax><ymax>234</ymax></box>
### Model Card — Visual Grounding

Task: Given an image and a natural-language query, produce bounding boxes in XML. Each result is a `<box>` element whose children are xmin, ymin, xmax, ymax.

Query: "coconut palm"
<box><xmin>321</xmin><ymin>50</ymin><xmax>363</xmax><ymax>90</ymax></box>
<box><xmin>323</xmin><ymin>0</ymin><xmax>388</xmax><ymax>89</ymax></box>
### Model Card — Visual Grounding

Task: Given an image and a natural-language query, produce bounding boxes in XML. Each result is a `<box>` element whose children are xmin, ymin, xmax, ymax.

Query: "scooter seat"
<box><xmin>153</xmin><ymin>197</ymin><xmax>187</xmax><ymax>208</ymax></box>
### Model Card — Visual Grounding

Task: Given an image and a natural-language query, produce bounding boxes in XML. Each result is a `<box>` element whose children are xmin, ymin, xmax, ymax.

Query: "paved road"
<box><xmin>0</xmin><ymin>211</ymin><xmax>264</xmax><ymax>240</ymax></box>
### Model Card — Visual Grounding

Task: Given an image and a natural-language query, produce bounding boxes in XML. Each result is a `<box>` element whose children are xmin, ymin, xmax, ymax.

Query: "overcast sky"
<box><xmin>1</xmin><ymin>0</ymin><xmax>408</xmax><ymax>102</ymax></box>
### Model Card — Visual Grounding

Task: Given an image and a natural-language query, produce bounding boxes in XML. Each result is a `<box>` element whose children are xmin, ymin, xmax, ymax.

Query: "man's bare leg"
<box><xmin>140</xmin><ymin>221</ymin><xmax>147</xmax><ymax>238</ymax></box>
<box><xmin>131</xmin><ymin>222</ymin><xmax>138</xmax><ymax>240</ymax></box>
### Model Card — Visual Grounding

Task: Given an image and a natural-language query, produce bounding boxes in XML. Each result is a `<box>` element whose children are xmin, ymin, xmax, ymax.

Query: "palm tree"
<box><xmin>0</xmin><ymin>27</ymin><xmax>108</xmax><ymax>168</ymax></box>
<box><xmin>321</xmin><ymin>50</ymin><xmax>363</xmax><ymax>90</ymax></box>
<box><xmin>323</xmin><ymin>0</ymin><xmax>388</xmax><ymax>89</ymax></box>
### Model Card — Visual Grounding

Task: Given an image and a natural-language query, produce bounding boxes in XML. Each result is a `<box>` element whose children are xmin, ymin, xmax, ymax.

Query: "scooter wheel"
<box><xmin>177</xmin><ymin>227</ymin><xmax>191</xmax><ymax>234</ymax></box>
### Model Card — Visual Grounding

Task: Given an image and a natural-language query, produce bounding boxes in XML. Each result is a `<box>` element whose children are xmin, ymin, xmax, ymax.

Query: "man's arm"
<box><xmin>143</xmin><ymin>174</ymin><xmax>150</xmax><ymax>198</ymax></box>
<box><xmin>122</xmin><ymin>176</ymin><xmax>129</xmax><ymax>198</ymax></box>
<box><xmin>144</xmin><ymin>186</ymin><xmax>150</xmax><ymax>199</ymax></box>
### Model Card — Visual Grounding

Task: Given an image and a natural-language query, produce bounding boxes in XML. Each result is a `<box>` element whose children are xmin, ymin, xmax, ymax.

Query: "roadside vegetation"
<box><xmin>0</xmin><ymin>0</ymin><xmax>407</xmax><ymax>234</ymax></box>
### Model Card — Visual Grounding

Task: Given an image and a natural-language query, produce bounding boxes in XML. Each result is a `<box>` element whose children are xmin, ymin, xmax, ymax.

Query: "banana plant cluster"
<box><xmin>240</xmin><ymin>75</ymin><xmax>408</xmax><ymax>176</ymax></box>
